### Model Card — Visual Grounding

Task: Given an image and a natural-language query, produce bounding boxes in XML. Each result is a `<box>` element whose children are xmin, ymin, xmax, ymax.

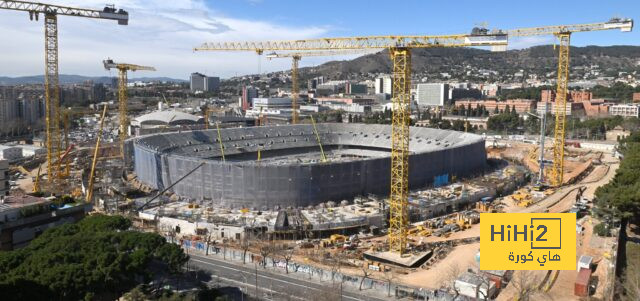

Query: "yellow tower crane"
<box><xmin>194</xmin><ymin>32</ymin><xmax>508</xmax><ymax>254</ymax></box>
<box><xmin>103</xmin><ymin>59</ymin><xmax>156</xmax><ymax>156</ymax></box>
<box><xmin>506</xmin><ymin>18</ymin><xmax>633</xmax><ymax>186</ymax></box>
<box><xmin>87</xmin><ymin>105</ymin><xmax>108</xmax><ymax>204</ymax></box>
<box><xmin>265</xmin><ymin>50</ymin><xmax>379</xmax><ymax>124</ymax></box>
<box><xmin>0</xmin><ymin>1</ymin><xmax>128</xmax><ymax>182</ymax></box>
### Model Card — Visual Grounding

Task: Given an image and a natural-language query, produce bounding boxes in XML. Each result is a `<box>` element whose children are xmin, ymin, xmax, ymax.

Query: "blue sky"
<box><xmin>212</xmin><ymin>0</ymin><xmax>638</xmax><ymax>45</ymax></box>
<box><xmin>0</xmin><ymin>0</ymin><xmax>638</xmax><ymax>79</ymax></box>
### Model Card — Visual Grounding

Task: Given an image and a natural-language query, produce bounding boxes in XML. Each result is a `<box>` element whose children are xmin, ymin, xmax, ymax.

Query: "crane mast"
<box><xmin>0</xmin><ymin>1</ymin><xmax>128</xmax><ymax>184</ymax></box>
<box><xmin>195</xmin><ymin>32</ymin><xmax>508</xmax><ymax>254</ymax></box>
<box><xmin>87</xmin><ymin>105</ymin><xmax>108</xmax><ymax>204</ymax></box>
<box><xmin>388</xmin><ymin>48</ymin><xmax>411</xmax><ymax>251</ymax></box>
<box><xmin>291</xmin><ymin>55</ymin><xmax>300</xmax><ymax>124</ymax></box>
<box><xmin>103</xmin><ymin>59</ymin><xmax>156</xmax><ymax>157</ymax></box>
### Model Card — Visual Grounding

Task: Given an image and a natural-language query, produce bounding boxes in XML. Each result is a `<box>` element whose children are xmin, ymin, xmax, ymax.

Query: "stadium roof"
<box><xmin>133</xmin><ymin>110</ymin><xmax>202</xmax><ymax>126</ymax></box>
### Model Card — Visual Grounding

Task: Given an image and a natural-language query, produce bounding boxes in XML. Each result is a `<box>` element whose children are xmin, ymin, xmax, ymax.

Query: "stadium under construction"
<box><xmin>127</xmin><ymin>124</ymin><xmax>487</xmax><ymax>209</ymax></box>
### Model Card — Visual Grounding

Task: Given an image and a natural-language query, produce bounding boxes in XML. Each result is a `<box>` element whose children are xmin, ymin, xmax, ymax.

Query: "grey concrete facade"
<box><xmin>130</xmin><ymin>124</ymin><xmax>486</xmax><ymax>209</ymax></box>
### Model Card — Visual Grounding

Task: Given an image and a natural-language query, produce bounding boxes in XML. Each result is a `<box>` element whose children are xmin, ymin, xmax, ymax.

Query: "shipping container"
<box><xmin>575</xmin><ymin>267</ymin><xmax>591</xmax><ymax>297</ymax></box>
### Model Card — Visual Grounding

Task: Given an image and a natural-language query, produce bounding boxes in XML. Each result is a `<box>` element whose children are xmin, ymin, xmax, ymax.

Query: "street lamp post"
<box><xmin>240</xmin><ymin>274</ymin><xmax>248</xmax><ymax>301</ymax></box>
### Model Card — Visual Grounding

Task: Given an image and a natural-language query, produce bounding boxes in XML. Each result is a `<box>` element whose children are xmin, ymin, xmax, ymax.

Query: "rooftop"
<box><xmin>0</xmin><ymin>195</ymin><xmax>50</xmax><ymax>212</ymax></box>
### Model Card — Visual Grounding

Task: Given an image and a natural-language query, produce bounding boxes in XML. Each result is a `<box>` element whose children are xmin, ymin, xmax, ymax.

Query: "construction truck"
<box><xmin>512</xmin><ymin>189</ymin><xmax>534</xmax><ymax>207</ymax></box>
<box><xmin>330</xmin><ymin>234</ymin><xmax>347</xmax><ymax>244</ymax></box>
<box><xmin>532</xmin><ymin>182</ymin><xmax>549</xmax><ymax>191</ymax></box>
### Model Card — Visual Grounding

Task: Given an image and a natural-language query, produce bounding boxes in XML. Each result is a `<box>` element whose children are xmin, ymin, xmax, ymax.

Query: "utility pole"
<box><xmin>255</xmin><ymin>262</ymin><xmax>259</xmax><ymax>300</ymax></box>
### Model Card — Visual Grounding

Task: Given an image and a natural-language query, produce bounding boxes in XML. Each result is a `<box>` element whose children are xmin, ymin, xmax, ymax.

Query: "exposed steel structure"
<box><xmin>0</xmin><ymin>1</ymin><xmax>128</xmax><ymax>183</ymax></box>
<box><xmin>194</xmin><ymin>32</ymin><xmax>507</xmax><ymax>253</ymax></box>
<box><xmin>87</xmin><ymin>105</ymin><xmax>108</xmax><ymax>204</ymax></box>
<box><xmin>103</xmin><ymin>59</ymin><xmax>155</xmax><ymax>156</ymax></box>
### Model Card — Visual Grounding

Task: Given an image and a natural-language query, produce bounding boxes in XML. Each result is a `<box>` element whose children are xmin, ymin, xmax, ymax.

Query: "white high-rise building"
<box><xmin>416</xmin><ymin>83</ymin><xmax>449</xmax><ymax>107</ymax></box>
<box><xmin>375</xmin><ymin>76</ymin><xmax>392</xmax><ymax>95</ymax></box>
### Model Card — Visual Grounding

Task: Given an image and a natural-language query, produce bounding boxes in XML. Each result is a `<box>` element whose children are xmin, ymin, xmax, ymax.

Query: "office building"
<box><xmin>241</xmin><ymin>86</ymin><xmax>258</xmax><ymax>110</ymax></box>
<box><xmin>609</xmin><ymin>104</ymin><xmax>640</xmax><ymax>118</ymax></box>
<box><xmin>190</xmin><ymin>72</ymin><xmax>220</xmax><ymax>92</ymax></box>
<box><xmin>450</xmin><ymin>88</ymin><xmax>482</xmax><ymax>101</ymax></box>
<box><xmin>307</xmin><ymin>76</ymin><xmax>325</xmax><ymax>90</ymax></box>
<box><xmin>345</xmin><ymin>83</ymin><xmax>368</xmax><ymax>94</ymax></box>
<box><xmin>480</xmin><ymin>84</ymin><xmax>500</xmax><ymax>97</ymax></box>
<box><xmin>536</xmin><ymin>101</ymin><xmax>585</xmax><ymax>117</ymax></box>
<box><xmin>316</xmin><ymin>97</ymin><xmax>375</xmax><ymax>106</ymax></box>
<box><xmin>416</xmin><ymin>83</ymin><xmax>449</xmax><ymax>107</ymax></box>
<box><xmin>375</xmin><ymin>76</ymin><xmax>392</xmax><ymax>95</ymax></box>
<box><xmin>92</xmin><ymin>83</ymin><xmax>107</xmax><ymax>103</ymax></box>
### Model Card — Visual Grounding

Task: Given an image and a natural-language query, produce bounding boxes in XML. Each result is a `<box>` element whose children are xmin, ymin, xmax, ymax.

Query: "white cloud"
<box><xmin>0</xmin><ymin>0</ymin><xmax>330</xmax><ymax>79</ymax></box>
<box><xmin>508</xmin><ymin>36</ymin><xmax>556</xmax><ymax>50</ymax></box>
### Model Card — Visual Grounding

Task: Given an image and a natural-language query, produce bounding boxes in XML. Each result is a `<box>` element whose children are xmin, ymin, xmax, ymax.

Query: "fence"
<box><xmin>175</xmin><ymin>237</ymin><xmax>453</xmax><ymax>300</ymax></box>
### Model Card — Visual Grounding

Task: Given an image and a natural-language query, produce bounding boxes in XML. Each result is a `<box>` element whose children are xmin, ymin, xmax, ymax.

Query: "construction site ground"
<box><xmin>340</xmin><ymin>149</ymin><xmax>619</xmax><ymax>298</ymax></box>
<box><xmin>488</xmin><ymin>142</ymin><xmax>599</xmax><ymax>185</ymax></box>
<box><xmin>227</xmin><ymin>145</ymin><xmax>620</xmax><ymax>300</ymax></box>
<box><xmin>497</xmin><ymin>152</ymin><xmax>619</xmax><ymax>301</ymax></box>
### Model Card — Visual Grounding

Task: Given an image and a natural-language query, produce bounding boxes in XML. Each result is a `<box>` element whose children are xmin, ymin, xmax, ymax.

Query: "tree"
<box><xmin>204</xmin><ymin>230</ymin><xmax>214</xmax><ymax>256</ymax></box>
<box><xmin>359</xmin><ymin>266</ymin><xmax>372</xmax><ymax>291</ymax></box>
<box><xmin>621</xmin><ymin>242</ymin><xmax>640</xmax><ymax>301</ymax></box>
<box><xmin>382</xmin><ymin>269</ymin><xmax>397</xmax><ymax>297</ymax></box>
<box><xmin>452</xmin><ymin>119</ymin><xmax>466</xmax><ymax>132</ymax></box>
<box><xmin>0</xmin><ymin>215</ymin><xmax>188</xmax><ymax>301</ymax></box>
<box><xmin>595</xmin><ymin>141</ymin><xmax>640</xmax><ymax>220</ymax></box>
<box><xmin>240</xmin><ymin>236</ymin><xmax>250</xmax><ymax>264</ymax></box>
<box><xmin>493</xmin><ymin>106</ymin><xmax>499</xmax><ymax>114</ymax></box>
<box><xmin>277</xmin><ymin>246</ymin><xmax>295</xmax><ymax>274</ymax></box>
<box><xmin>440</xmin><ymin>263</ymin><xmax>462</xmax><ymax>298</ymax></box>
<box><xmin>258</xmin><ymin>239</ymin><xmax>275</xmax><ymax>269</ymax></box>
<box><xmin>511</xmin><ymin>270</ymin><xmax>543</xmax><ymax>301</ymax></box>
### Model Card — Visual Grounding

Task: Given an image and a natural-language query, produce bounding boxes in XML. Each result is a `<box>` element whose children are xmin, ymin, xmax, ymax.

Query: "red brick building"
<box><xmin>454</xmin><ymin>99</ymin><xmax>536</xmax><ymax>114</ymax></box>
<box><xmin>581</xmin><ymin>99</ymin><xmax>612</xmax><ymax>117</ymax></box>
<box><xmin>541</xmin><ymin>90</ymin><xmax>555</xmax><ymax>102</ymax></box>
<box><xmin>570</xmin><ymin>90</ymin><xmax>593</xmax><ymax>102</ymax></box>
<box><xmin>633</xmin><ymin>92</ymin><xmax>640</xmax><ymax>103</ymax></box>
<box><xmin>540</xmin><ymin>89</ymin><xmax>592</xmax><ymax>102</ymax></box>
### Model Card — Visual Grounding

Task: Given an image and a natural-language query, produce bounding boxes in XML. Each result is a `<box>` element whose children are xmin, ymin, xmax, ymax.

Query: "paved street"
<box><xmin>189</xmin><ymin>253</ymin><xmax>391</xmax><ymax>301</ymax></box>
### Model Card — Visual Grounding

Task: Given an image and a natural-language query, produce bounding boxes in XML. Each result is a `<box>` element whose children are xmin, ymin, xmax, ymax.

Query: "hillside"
<box><xmin>299</xmin><ymin>45</ymin><xmax>640</xmax><ymax>81</ymax></box>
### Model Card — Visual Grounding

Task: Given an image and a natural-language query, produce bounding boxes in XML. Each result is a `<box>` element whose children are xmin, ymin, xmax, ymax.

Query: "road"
<box><xmin>188</xmin><ymin>253</ymin><xmax>391</xmax><ymax>301</ymax></box>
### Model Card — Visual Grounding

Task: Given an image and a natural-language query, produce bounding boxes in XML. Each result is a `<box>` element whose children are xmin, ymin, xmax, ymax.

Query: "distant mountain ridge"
<box><xmin>0</xmin><ymin>74</ymin><xmax>187</xmax><ymax>86</ymax></box>
<box><xmin>297</xmin><ymin>45</ymin><xmax>640</xmax><ymax>80</ymax></box>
